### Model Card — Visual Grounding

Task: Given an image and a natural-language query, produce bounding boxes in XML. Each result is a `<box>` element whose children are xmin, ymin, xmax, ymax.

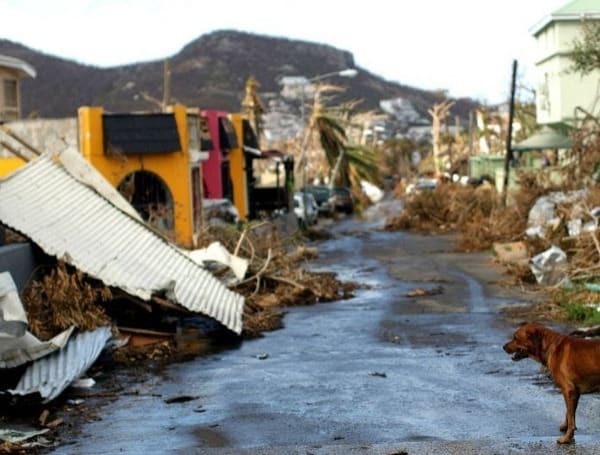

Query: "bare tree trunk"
<box><xmin>428</xmin><ymin>100</ymin><xmax>454</xmax><ymax>179</ymax></box>
<box><xmin>329</xmin><ymin>150</ymin><xmax>345</xmax><ymax>190</ymax></box>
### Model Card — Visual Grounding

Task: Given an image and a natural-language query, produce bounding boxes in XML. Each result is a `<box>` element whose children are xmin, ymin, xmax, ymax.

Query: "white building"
<box><xmin>531</xmin><ymin>0</ymin><xmax>600</xmax><ymax>125</ymax></box>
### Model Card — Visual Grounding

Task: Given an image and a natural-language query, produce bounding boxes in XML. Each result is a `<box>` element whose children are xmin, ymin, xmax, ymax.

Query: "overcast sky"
<box><xmin>1</xmin><ymin>0</ymin><xmax>569</xmax><ymax>104</ymax></box>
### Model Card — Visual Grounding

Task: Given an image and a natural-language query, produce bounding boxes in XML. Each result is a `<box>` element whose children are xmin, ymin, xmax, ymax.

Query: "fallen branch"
<box><xmin>265</xmin><ymin>275</ymin><xmax>306</xmax><ymax>290</ymax></box>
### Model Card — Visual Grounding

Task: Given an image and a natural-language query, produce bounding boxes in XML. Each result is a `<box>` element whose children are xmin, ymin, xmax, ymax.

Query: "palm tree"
<box><xmin>300</xmin><ymin>84</ymin><xmax>378</xmax><ymax>190</ymax></box>
<box><xmin>241</xmin><ymin>76</ymin><xmax>265</xmax><ymax>144</ymax></box>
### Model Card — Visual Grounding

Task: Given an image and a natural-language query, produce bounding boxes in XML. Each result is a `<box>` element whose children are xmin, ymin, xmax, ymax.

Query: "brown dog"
<box><xmin>504</xmin><ymin>322</ymin><xmax>600</xmax><ymax>443</ymax></box>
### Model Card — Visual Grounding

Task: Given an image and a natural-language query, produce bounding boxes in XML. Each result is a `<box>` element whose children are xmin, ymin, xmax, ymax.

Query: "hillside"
<box><xmin>0</xmin><ymin>30</ymin><xmax>478</xmax><ymax>120</ymax></box>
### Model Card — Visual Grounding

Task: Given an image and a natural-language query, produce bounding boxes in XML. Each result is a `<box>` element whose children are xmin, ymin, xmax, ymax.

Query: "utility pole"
<box><xmin>503</xmin><ymin>60</ymin><xmax>518</xmax><ymax>206</ymax></box>
<box><xmin>162</xmin><ymin>59</ymin><xmax>171</xmax><ymax>112</ymax></box>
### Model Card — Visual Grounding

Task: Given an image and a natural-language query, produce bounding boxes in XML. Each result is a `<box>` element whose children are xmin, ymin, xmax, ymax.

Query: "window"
<box><xmin>198</xmin><ymin>116</ymin><xmax>213</xmax><ymax>151</ymax></box>
<box><xmin>3</xmin><ymin>79</ymin><xmax>17</xmax><ymax>107</ymax></box>
<box><xmin>187</xmin><ymin>114</ymin><xmax>200</xmax><ymax>154</ymax></box>
<box><xmin>218</xmin><ymin>117</ymin><xmax>239</xmax><ymax>150</ymax></box>
<box><xmin>1</xmin><ymin>79</ymin><xmax>18</xmax><ymax>120</ymax></box>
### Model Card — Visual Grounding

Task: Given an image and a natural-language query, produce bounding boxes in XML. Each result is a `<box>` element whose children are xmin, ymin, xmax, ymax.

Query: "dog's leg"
<box><xmin>557</xmin><ymin>388</ymin><xmax>580</xmax><ymax>444</ymax></box>
<box><xmin>560</xmin><ymin>413</ymin><xmax>578</xmax><ymax>432</ymax></box>
<box><xmin>560</xmin><ymin>417</ymin><xmax>567</xmax><ymax>432</ymax></box>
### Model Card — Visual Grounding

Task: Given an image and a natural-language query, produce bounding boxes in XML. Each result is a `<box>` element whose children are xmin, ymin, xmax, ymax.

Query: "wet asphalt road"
<box><xmin>51</xmin><ymin>205</ymin><xmax>600</xmax><ymax>454</ymax></box>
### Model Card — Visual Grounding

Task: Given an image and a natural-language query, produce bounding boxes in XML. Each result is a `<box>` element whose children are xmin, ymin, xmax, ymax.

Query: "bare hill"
<box><xmin>0</xmin><ymin>30</ymin><xmax>478</xmax><ymax>119</ymax></box>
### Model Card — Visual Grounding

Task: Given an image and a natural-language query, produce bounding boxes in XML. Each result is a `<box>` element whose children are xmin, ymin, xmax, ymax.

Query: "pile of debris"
<box><xmin>201</xmin><ymin>222</ymin><xmax>357</xmax><ymax>338</ymax></box>
<box><xmin>0</xmin><ymin>148</ymin><xmax>354</xmax><ymax>451</ymax></box>
<box><xmin>386</xmin><ymin>121</ymin><xmax>600</xmax><ymax>323</ymax></box>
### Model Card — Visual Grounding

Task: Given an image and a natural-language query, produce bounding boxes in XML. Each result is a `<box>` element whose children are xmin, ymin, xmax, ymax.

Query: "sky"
<box><xmin>0</xmin><ymin>0</ymin><xmax>570</xmax><ymax>105</ymax></box>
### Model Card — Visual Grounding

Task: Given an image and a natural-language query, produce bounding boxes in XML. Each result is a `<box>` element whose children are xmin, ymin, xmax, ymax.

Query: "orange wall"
<box><xmin>78</xmin><ymin>105</ymin><xmax>195</xmax><ymax>248</ymax></box>
<box><xmin>0</xmin><ymin>156</ymin><xmax>26</xmax><ymax>177</ymax></box>
<box><xmin>229</xmin><ymin>114</ymin><xmax>248</xmax><ymax>221</ymax></box>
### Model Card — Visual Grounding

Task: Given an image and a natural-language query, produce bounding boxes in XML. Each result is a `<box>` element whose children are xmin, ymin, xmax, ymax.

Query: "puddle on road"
<box><xmin>379</xmin><ymin>317</ymin><xmax>469</xmax><ymax>346</ymax></box>
<box><xmin>192</xmin><ymin>426</ymin><xmax>230</xmax><ymax>447</ymax></box>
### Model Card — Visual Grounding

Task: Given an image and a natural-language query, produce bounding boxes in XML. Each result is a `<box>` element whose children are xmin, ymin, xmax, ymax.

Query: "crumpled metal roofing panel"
<box><xmin>9</xmin><ymin>326</ymin><xmax>112</xmax><ymax>402</ymax></box>
<box><xmin>0</xmin><ymin>154</ymin><xmax>244</xmax><ymax>334</ymax></box>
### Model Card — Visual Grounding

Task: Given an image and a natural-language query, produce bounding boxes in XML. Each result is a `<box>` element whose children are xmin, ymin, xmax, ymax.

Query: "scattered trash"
<box><xmin>361</xmin><ymin>180</ymin><xmax>384</xmax><ymax>203</ymax></box>
<box><xmin>570</xmin><ymin>325</ymin><xmax>600</xmax><ymax>338</ymax></box>
<box><xmin>406</xmin><ymin>286</ymin><xmax>443</xmax><ymax>297</ymax></box>
<box><xmin>38</xmin><ymin>410</ymin><xmax>50</xmax><ymax>426</ymax></box>
<box><xmin>45</xmin><ymin>419</ymin><xmax>63</xmax><ymax>430</ymax></box>
<box><xmin>584</xmin><ymin>283</ymin><xmax>600</xmax><ymax>293</ymax></box>
<box><xmin>527</xmin><ymin>191</ymin><xmax>587</xmax><ymax>231</ymax></box>
<box><xmin>164</xmin><ymin>395</ymin><xmax>199</xmax><ymax>404</ymax></box>
<box><xmin>529</xmin><ymin>245</ymin><xmax>568</xmax><ymax>286</ymax></box>
<box><xmin>567</xmin><ymin>219</ymin><xmax>583</xmax><ymax>237</ymax></box>
<box><xmin>187</xmin><ymin>241</ymin><xmax>249</xmax><ymax>282</ymax></box>
<box><xmin>368</xmin><ymin>371</ymin><xmax>387</xmax><ymax>378</ymax></box>
<box><xmin>71</xmin><ymin>377</ymin><xmax>96</xmax><ymax>389</ymax></box>
<box><xmin>203</xmin><ymin>198</ymin><xmax>240</xmax><ymax>225</ymax></box>
<box><xmin>66</xmin><ymin>399</ymin><xmax>84</xmax><ymax>406</ymax></box>
<box><xmin>0</xmin><ymin>428</ymin><xmax>49</xmax><ymax>444</ymax></box>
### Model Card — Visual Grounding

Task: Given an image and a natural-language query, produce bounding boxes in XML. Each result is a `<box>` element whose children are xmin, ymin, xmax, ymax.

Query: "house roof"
<box><xmin>0</xmin><ymin>54</ymin><xmax>36</xmax><ymax>78</ymax></box>
<box><xmin>512</xmin><ymin>126</ymin><xmax>572</xmax><ymax>151</ymax></box>
<box><xmin>0</xmin><ymin>150</ymin><xmax>244</xmax><ymax>334</ymax></box>
<box><xmin>530</xmin><ymin>0</ymin><xmax>600</xmax><ymax>36</ymax></box>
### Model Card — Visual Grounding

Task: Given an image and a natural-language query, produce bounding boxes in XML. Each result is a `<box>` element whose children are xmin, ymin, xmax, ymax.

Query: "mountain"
<box><xmin>0</xmin><ymin>30</ymin><xmax>478</xmax><ymax>121</ymax></box>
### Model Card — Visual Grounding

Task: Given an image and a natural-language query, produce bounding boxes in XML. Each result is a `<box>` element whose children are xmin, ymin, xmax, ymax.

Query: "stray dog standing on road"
<box><xmin>503</xmin><ymin>322</ymin><xmax>600</xmax><ymax>444</ymax></box>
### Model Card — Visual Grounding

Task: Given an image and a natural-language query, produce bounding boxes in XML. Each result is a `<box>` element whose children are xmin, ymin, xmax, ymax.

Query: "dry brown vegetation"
<box><xmin>21</xmin><ymin>262</ymin><xmax>112</xmax><ymax>340</ymax></box>
<box><xmin>200</xmin><ymin>222</ymin><xmax>357</xmax><ymax>338</ymax></box>
<box><xmin>17</xmin><ymin>221</ymin><xmax>355</xmax><ymax>361</ymax></box>
<box><xmin>385</xmin><ymin>119</ymin><xmax>600</xmax><ymax>324</ymax></box>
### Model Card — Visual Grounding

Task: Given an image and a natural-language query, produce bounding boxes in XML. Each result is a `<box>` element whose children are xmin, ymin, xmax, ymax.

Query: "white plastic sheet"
<box><xmin>529</xmin><ymin>245</ymin><xmax>568</xmax><ymax>285</ymax></box>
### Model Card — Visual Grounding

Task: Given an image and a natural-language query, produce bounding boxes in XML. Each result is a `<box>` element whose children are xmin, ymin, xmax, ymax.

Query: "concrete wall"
<box><xmin>1</xmin><ymin>118</ymin><xmax>78</xmax><ymax>158</ymax></box>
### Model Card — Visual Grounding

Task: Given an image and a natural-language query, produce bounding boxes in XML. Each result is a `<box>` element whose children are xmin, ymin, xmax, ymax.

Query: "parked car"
<box><xmin>330</xmin><ymin>187</ymin><xmax>354</xmax><ymax>214</ymax></box>
<box><xmin>304</xmin><ymin>186</ymin><xmax>333</xmax><ymax>216</ymax></box>
<box><xmin>293</xmin><ymin>191</ymin><xmax>318</xmax><ymax>227</ymax></box>
<box><xmin>406</xmin><ymin>178</ymin><xmax>438</xmax><ymax>195</ymax></box>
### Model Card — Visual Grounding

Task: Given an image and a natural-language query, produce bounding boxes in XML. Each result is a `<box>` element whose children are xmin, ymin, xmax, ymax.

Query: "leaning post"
<box><xmin>503</xmin><ymin>59</ymin><xmax>518</xmax><ymax>206</ymax></box>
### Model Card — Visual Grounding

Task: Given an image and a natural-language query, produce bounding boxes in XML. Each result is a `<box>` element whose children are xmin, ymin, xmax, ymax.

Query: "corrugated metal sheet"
<box><xmin>9</xmin><ymin>326</ymin><xmax>112</xmax><ymax>402</ymax></box>
<box><xmin>0</xmin><ymin>327</ymin><xmax>75</xmax><ymax>369</ymax></box>
<box><xmin>0</xmin><ymin>154</ymin><xmax>244</xmax><ymax>334</ymax></box>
